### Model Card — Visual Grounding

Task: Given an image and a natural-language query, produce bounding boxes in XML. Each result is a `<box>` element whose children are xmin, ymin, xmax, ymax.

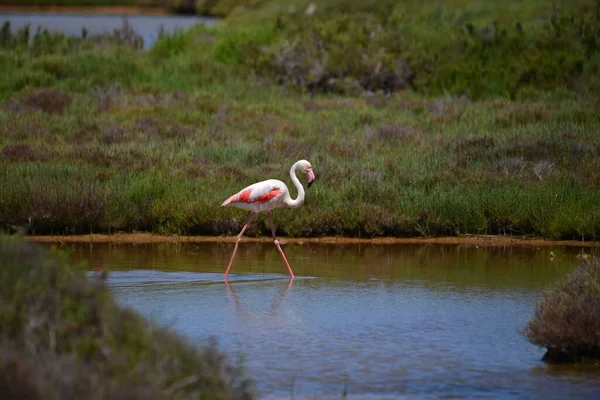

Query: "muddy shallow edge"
<box><xmin>24</xmin><ymin>233</ymin><xmax>598</xmax><ymax>247</ymax></box>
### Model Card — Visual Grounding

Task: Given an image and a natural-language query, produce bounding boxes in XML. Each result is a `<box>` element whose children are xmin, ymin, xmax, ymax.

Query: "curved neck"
<box><xmin>284</xmin><ymin>161</ymin><xmax>305</xmax><ymax>208</ymax></box>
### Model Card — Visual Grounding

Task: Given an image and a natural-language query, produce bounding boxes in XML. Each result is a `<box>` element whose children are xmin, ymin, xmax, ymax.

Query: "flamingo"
<box><xmin>221</xmin><ymin>160</ymin><xmax>316</xmax><ymax>278</ymax></box>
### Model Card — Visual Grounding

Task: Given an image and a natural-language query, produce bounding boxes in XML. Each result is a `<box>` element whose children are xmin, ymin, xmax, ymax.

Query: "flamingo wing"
<box><xmin>221</xmin><ymin>180</ymin><xmax>284</xmax><ymax>207</ymax></box>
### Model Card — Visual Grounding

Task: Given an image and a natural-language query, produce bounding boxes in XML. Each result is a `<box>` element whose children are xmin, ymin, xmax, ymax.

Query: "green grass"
<box><xmin>0</xmin><ymin>2</ymin><xmax>599</xmax><ymax>240</ymax></box>
<box><xmin>0</xmin><ymin>235</ymin><xmax>253</xmax><ymax>398</ymax></box>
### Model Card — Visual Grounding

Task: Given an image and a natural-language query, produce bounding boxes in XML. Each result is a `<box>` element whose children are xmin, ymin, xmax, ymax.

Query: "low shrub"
<box><xmin>258</xmin><ymin>14</ymin><xmax>414</xmax><ymax>94</ymax></box>
<box><xmin>523</xmin><ymin>258</ymin><xmax>600</xmax><ymax>363</ymax></box>
<box><xmin>9</xmin><ymin>87</ymin><xmax>72</xmax><ymax>113</ymax></box>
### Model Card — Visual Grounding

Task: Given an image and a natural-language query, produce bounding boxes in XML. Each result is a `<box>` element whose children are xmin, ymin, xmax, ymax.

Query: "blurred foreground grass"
<box><xmin>0</xmin><ymin>235</ymin><xmax>253</xmax><ymax>398</ymax></box>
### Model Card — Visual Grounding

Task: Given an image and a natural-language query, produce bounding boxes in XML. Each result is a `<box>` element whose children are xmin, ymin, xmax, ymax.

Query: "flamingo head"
<box><xmin>298</xmin><ymin>160</ymin><xmax>316</xmax><ymax>188</ymax></box>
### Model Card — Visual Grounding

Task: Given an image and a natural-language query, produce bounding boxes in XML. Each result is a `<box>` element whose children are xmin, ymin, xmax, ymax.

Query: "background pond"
<box><xmin>0</xmin><ymin>12</ymin><xmax>218</xmax><ymax>48</ymax></box>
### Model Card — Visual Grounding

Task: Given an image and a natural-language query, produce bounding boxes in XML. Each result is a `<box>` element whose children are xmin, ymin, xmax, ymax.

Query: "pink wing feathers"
<box><xmin>222</xmin><ymin>182</ymin><xmax>283</xmax><ymax>207</ymax></box>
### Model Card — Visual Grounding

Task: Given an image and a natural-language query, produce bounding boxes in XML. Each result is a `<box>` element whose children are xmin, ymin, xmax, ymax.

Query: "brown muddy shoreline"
<box><xmin>24</xmin><ymin>233</ymin><xmax>598</xmax><ymax>247</ymax></box>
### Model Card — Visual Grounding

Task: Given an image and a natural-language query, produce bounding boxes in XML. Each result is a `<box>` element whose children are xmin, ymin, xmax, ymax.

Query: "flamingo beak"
<box><xmin>307</xmin><ymin>169</ymin><xmax>316</xmax><ymax>188</ymax></box>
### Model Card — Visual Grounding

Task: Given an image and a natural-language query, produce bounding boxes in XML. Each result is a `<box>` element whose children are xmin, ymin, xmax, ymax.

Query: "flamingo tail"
<box><xmin>221</xmin><ymin>194</ymin><xmax>238</xmax><ymax>207</ymax></box>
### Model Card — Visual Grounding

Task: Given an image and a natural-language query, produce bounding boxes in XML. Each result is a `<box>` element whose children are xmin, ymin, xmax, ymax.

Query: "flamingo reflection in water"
<box><xmin>224</xmin><ymin>278</ymin><xmax>294</xmax><ymax>322</ymax></box>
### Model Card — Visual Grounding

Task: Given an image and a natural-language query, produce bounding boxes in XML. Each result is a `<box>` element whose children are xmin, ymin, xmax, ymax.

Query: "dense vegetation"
<box><xmin>0</xmin><ymin>0</ymin><xmax>599</xmax><ymax>239</ymax></box>
<box><xmin>249</xmin><ymin>1</ymin><xmax>600</xmax><ymax>99</ymax></box>
<box><xmin>0</xmin><ymin>235</ymin><xmax>253</xmax><ymax>398</ymax></box>
<box><xmin>524</xmin><ymin>257</ymin><xmax>600</xmax><ymax>363</ymax></box>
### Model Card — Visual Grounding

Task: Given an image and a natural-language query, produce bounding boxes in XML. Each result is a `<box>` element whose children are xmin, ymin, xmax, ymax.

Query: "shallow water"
<box><xmin>55</xmin><ymin>241</ymin><xmax>600</xmax><ymax>399</ymax></box>
<box><xmin>0</xmin><ymin>13</ymin><xmax>218</xmax><ymax>48</ymax></box>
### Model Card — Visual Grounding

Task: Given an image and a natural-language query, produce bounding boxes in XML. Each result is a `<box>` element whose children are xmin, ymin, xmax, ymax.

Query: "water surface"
<box><xmin>57</xmin><ymin>241</ymin><xmax>600</xmax><ymax>399</ymax></box>
<box><xmin>0</xmin><ymin>12</ymin><xmax>218</xmax><ymax>48</ymax></box>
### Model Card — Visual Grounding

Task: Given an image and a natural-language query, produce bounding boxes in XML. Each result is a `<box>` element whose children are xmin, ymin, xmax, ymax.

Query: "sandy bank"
<box><xmin>25</xmin><ymin>233</ymin><xmax>598</xmax><ymax>247</ymax></box>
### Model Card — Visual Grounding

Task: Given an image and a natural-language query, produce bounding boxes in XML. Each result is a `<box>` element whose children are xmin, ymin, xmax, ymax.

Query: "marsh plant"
<box><xmin>524</xmin><ymin>258</ymin><xmax>600</xmax><ymax>363</ymax></box>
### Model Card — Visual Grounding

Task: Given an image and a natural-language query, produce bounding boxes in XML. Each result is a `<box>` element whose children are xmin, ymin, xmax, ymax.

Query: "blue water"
<box><xmin>0</xmin><ymin>12</ymin><xmax>218</xmax><ymax>48</ymax></box>
<box><xmin>65</xmin><ymin>241</ymin><xmax>600</xmax><ymax>399</ymax></box>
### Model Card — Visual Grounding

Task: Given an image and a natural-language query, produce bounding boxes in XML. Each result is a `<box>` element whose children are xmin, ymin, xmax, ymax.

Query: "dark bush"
<box><xmin>11</xmin><ymin>88</ymin><xmax>72</xmax><ymax>114</ymax></box>
<box><xmin>260</xmin><ymin>15</ymin><xmax>414</xmax><ymax>94</ymax></box>
<box><xmin>0</xmin><ymin>144</ymin><xmax>48</xmax><ymax>162</ymax></box>
<box><xmin>523</xmin><ymin>258</ymin><xmax>600</xmax><ymax>363</ymax></box>
<box><xmin>0</xmin><ymin>236</ymin><xmax>254</xmax><ymax>399</ymax></box>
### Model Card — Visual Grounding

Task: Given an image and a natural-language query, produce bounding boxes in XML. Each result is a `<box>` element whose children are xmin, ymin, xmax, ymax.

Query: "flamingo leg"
<box><xmin>224</xmin><ymin>213</ymin><xmax>255</xmax><ymax>278</ymax></box>
<box><xmin>268</xmin><ymin>211</ymin><xmax>295</xmax><ymax>278</ymax></box>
